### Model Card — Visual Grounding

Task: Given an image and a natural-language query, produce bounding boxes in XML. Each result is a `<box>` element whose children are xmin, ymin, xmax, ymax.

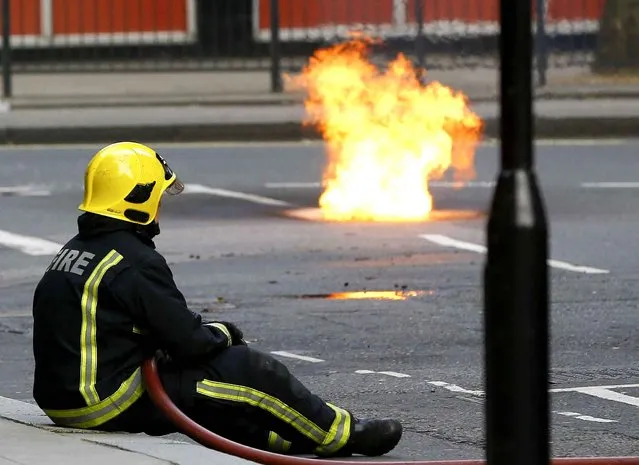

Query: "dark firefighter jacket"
<box><xmin>32</xmin><ymin>213</ymin><xmax>232</xmax><ymax>429</ymax></box>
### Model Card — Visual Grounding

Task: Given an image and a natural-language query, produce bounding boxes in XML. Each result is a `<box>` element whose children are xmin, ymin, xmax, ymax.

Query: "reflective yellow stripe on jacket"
<box><xmin>196</xmin><ymin>380</ymin><xmax>351</xmax><ymax>455</ymax></box>
<box><xmin>44</xmin><ymin>248</ymin><xmax>144</xmax><ymax>429</ymax></box>
<box><xmin>79</xmin><ymin>249</ymin><xmax>123</xmax><ymax>405</ymax></box>
<box><xmin>44</xmin><ymin>367</ymin><xmax>145</xmax><ymax>429</ymax></box>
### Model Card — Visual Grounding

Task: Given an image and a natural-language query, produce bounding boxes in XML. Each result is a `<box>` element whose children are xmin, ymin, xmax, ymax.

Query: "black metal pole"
<box><xmin>536</xmin><ymin>0</ymin><xmax>548</xmax><ymax>87</ymax></box>
<box><xmin>269</xmin><ymin>0</ymin><xmax>283</xmax><ymax>93</ymax></box>
<box><xmin>414</xmin><ymin>0</ymin><xmax>425</xmax><ymax>82</ymax></box>
<box><xmin>2</xmin><ymin>0</ymin><xmax>12</xmax><ymax>99</ymax></box>
<box><xmin>484</xmin><ymin>1</ymin><xmax>550</xmax><ymax>465</ymax></box>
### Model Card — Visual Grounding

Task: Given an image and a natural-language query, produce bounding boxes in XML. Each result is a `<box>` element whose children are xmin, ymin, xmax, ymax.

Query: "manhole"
<box><xmin>281</xmin><ymin>207</ymin><xmax>484</xmax><ymax>222</ymax></box>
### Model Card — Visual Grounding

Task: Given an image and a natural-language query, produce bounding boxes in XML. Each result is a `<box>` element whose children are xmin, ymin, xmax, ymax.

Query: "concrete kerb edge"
<box><xmin>0</xmin><ymin>395</ymin><xmax>257</xmax><ymax>465</ymax></box>
<box><xmin>0</xmin><ymin>117</ymin><xmax>636</xmax><ymax>145</ymax></box>
<box><xmin>5</xmin><ymin>91</ymin><xmax>639</xmax><ymax>110</ymax></box>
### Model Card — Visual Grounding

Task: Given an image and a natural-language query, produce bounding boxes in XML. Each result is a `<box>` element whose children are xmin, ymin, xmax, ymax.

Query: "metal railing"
<box><xmin>0</xmin><ymin>0</ymin><xmax>611</xmax><ymax>98</ymax></box>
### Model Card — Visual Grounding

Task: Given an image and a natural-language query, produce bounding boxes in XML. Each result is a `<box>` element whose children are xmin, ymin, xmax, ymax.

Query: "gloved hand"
<box><xmin>204</xmin><ymin>321</ymin><xmax>247</xmax><ymax>346</ymax></box>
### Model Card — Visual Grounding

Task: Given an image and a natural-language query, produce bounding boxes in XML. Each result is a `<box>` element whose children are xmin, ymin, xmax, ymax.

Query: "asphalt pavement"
<box><xmin>0</xmin><ymin>140</ymin><xmax>638</xmax><ymax>461</ymax></box>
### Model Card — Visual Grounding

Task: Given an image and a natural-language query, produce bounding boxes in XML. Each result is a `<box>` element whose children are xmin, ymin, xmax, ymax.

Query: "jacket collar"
<box><xmin>77</xmin><ymin>213</ymin><xmax>157</xmax><ymax>248</ymax></box>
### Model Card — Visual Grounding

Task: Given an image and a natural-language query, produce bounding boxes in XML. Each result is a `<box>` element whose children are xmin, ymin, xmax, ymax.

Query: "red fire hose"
<box><xmin>141</xmin><ymin>357</ymin><xmax>639</xmax><ymax>465</ymax></box>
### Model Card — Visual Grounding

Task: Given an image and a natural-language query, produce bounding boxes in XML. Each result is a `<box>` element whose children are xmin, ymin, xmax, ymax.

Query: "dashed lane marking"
<box><xmin>0</xmin><ymin>185</ymin><xmax>51</xmax><ymax>197</ymax></box>
<box><xmin>0</xmin><ymin>229</ymin><xmax>62</xmax><ymax>256</ymax></box>
<box><xmin>264</xmin><ymin>181</ymin><xmax>497</xmax><ymax>189</ymax></box>
<box><xmin>0</xmin><ymin>140</ymin><xmax>324</xmax><ymax>152</ymax></box>
<box><xmin>420</xmin><ymin>233</ymin><xmax>610</xmax><ymax>275</ymax></box>
<box><xmin>581</xmin><ymin>182</ymin><xmax>639</xmax><ymax>189</ymax></box>
<box><xmin>267</xmin><ymin>180</ymin><xmax>639</xmax><ymax>191</ymax></box>
<box><xmin>355</xmin><ymin>370</ymin><xmax>411</xmax><ymax>378</ymax></box>
<box><xmin>555</xmin><ymin>411</ymin><xmax>617</xmax><ymax>423</ymax></box>
<box><xmin>183</xmin><ymin>183</ymin><xmax>292</xmax><ymax>207</ymax></box>
<box><xmin>270</xmin><ymin>351</ymin><xmax>325</xmax><ymax>363</ymax></box>
<box><xmin>427</xmin><ymin>381</ymin><xmax>622</xmax><ymax>423</ymax></box>
<box><xmin>428</xmin><ymin>381</ymin><xmax>484</xmax><ymax>396</ymax></box>
<box><xmin>552</xmin><ymin>385</ymin><xmax>639</xmax><ymax>407</ymax></box>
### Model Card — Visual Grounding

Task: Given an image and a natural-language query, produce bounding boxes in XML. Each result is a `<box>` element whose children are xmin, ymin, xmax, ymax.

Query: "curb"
<box><xmin>6</xmin><ymin>91</ymin><xmax>639</xmax><ymax>110</ymax></box>
<box><xmin>0</xmin><ymin>117</ymin><xmax>636</xmax><ymax>144</ymax></box>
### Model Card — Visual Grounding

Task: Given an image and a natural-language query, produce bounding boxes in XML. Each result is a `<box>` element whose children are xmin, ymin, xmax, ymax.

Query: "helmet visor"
<box><xmin>156</xmin><ymin>152</ymin><xmax>184</xmax><ymax>195</ymax></box>
<box><xmin>165</xmin><ymin>176</ymin><xmax>184</xmax><ymax>195</ymax></box>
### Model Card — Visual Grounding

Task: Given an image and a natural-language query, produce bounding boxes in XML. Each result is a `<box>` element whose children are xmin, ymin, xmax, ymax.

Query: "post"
<box><xmin>2</xmin><ymin>0</ymin><xmax>12</xmax><ymax>100</ymax></box>
<box><xmin>414</xmin><ymin>0</ymin><xmax>425</xmax><ymax>81</ymax></box>
<box><xmin>269</xmin><ymin>0</ymin><xmax>283</xmax><ymax>93</ymax></box>
<box><xmin>535</xmin><ymin>0</ymin><xmax>548</xmax><ymax>87</ymax></box>
<box><xmin>484</xmin><ymin>1</ymin><xmax>550</xmax><ymax>465</ymax></box>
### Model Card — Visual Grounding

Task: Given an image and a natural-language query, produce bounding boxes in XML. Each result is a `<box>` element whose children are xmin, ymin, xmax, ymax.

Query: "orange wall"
<box><xmin>0</xmin><ymin>0</ymin><xmax>41</xmax><ymax>35</ymax></box>
<box><xmin>406</xmin><ymin>0</ymin><xmax>499</xmax><ymax>22</ymax></box>
<box><xmin>258</xmin><ymin>0</ymin><xmax>607</xmax><ymax>29</ymax></box>
<box><xmin>548</xmin><ymin>0</ymin><xmax>605</xmax><ymax>20</ymax></box>
<box><xmin>52</xmin><ymin>0</ymin><xmax>188</xmax><ymax>34</ymax></box>
<box><xmin>259</xmin><ymin>0</ymin><xmax>395</xmax><ymax>29</ymax></box>
<box><xmin>404</xmin><ymin>0</ymin><xmax>605</xmax><ymax>23</ymax></box>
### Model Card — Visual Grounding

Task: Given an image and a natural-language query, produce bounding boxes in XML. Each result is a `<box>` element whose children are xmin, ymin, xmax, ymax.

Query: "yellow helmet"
<box><xmin>79</xmin><ymin>141</ymin><xmax>184</xmax><ymax>225</ymax></box>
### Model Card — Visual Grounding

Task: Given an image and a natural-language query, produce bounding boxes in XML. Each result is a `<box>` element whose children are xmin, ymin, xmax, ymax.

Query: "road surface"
<box><xmin>0</xmin><ymin>139</ymin><xmax>638</xmax><ymax>459</ymax></box>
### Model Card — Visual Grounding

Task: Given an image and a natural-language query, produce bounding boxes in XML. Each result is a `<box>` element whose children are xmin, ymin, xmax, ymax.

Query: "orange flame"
<box><xmin>289</xmin><ymin>37</ymin><xmax>483</xmax><ymax>222</ymax></box>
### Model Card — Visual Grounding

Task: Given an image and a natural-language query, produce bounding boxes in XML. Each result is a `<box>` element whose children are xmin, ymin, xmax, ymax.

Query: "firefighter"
<box><xmin>32</xmin><ymin>141</ymin><xmax>403</xmax><ymax>457</ymax></box>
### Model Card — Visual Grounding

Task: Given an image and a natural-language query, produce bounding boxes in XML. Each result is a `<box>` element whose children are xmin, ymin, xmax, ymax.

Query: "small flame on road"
<box><xmin>289</xmin><ymin>37</ymin><xmax>483</xmax><ymax>222</ymax></box>
<box><xmin>299</xmin><ymin>290</ymin><xmax>430</xmax><ymax>300</ymax></box>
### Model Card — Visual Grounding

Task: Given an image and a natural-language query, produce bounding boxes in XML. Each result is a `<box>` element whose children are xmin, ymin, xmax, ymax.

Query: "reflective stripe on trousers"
<box><xmin>44</xmin><ymin>367</ymin><xmax>145</xmax><ymax>429</ymax></box>
<box><xmin>196</xmin><ymin>379</ymin><xmax>351</xmax><ymax>455</ymax></box>
<box><xmin>268</xmin><ymin>431</ymin><xmax>292</xmax><ymax>453</ymax></box>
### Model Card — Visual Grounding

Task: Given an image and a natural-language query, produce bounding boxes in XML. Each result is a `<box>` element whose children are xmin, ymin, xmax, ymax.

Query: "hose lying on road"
<box><xmin>142</xmin><ymin>357</ymin><xmax>639</xmax><ymax>465</ymax></box>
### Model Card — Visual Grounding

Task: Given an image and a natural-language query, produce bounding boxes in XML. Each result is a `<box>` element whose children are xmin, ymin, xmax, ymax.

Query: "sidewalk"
<box><xmin>7</xmin><ymin>66</ymin><xmax>639</xmax><ymax>109</ymax></box>
<box><xmin>0</xmin><ymin>396</ymin><xmax>255</xmax><ymax>465</ymax></box>
<box><xmin>0</xmin><ymin>97</ymin><xmax>636</xmax><ymax>144</ymax></box>
<box><xmin>0</xmin><ymin>66</ymin><xmax>637</xmax><ymax>144</ymax></box>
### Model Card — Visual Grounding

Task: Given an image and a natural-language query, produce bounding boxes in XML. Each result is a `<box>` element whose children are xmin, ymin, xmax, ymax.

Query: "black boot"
<box><xmin>341</xmin><ymin>416</ymin><xmax>403</xmax><ymax>456</ymax></box>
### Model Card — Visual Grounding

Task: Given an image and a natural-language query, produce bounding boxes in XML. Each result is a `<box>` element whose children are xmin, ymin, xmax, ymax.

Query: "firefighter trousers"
<box><xmin>100</xmin><ymin>345</ymin><xmax>353</xmax><ymax>456</ymax></box>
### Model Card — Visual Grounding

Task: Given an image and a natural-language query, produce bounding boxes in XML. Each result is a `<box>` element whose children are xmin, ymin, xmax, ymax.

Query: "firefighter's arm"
<box><xmin>110</xmin><ymin>254</ymin><xmax>232</xmax><ymax>359</ymax></box>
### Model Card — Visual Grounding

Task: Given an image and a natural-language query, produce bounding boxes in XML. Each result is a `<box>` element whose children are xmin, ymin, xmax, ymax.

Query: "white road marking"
<box><xmin>420</xmin><ymin>234</ymin><xmax>610</xmax><ymax>275</ymax></box>
<box><xmin>379</xmin><ymin>371</ymin><xmax>411</xmax><ymax>378</ymax></box>
<box><xmin>265</xmin><ymin>182</ymin><xmax>320</xmax><ymax>189</ymax></box>
<box><xmin>264</xmin><ymin>181</ymin><xmax>496</xmax><ymax>189</ymax></box>
<box><xmin>0</xmin><ymin>140</ymin><xmax>324</xmax><ymax>152</ymax></box>
<box><xmin>555</xmin><ymin>411</ymin><xmax>617</xmax><ymax>423</ymax></box>
<box><xmin>481</xmin><ymin>139</ymin><xmax>630</xmax><ymax>147</ymax></box>
<box><xmin>581</xmin><ymin>182</ymin><xmax>639</xmax><ymax>189</ymax></box>
<box><xmin>428</xmin><ymin>381</ymin><xmax>484</xmax><ymax>396</ymax></box>
<box><xmin>0</xmin><ymin>229</ymin><xmax>62</xmax><ymax>256</ymax></box>
<box><xmin>550</xmin><ymin>383</ymin><xmax>639</xmax><ymax>392</ymax></box>
<box><xmin>429</xmin><ymin>181</ymin><xmax>495</xmax><ymax>188</ymax></box>
<box><xmin>355</xmin><ymin>370</ymin><xmax>411</xmax><ymax>378</ymax></box>
<box><xmin>427</xmin><ymin>381</ymin><xmax>626</xmax><ymax>423</ymax></box>
<box><xmin>0</xmin><ymin>185</ymin><xmax>51</xmax><ymax>196</ymax></box>
<box><xmin>270</xmin><ymin>351</ymin><xmax>325</xmax><ymax>363</ymax></box>
<box><xmin>184</xmin><ymin>183</ymin><xmax>292</xmax><ymax>207</ymax></box>
<box><xmin>269</xmin><ymin>179</ymin><xmax>639</xmax><ymax>191</ymax></box>
<box><xmin>561</xmin><ymin>386</ymin><xmax>639</xmax><ymax>408</ymax></box>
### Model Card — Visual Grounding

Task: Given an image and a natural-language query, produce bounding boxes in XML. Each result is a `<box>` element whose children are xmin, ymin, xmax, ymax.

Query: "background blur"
<box><xmin>0</xmin><ymin>0</ymin><xmax>637</xmax><ymax>105</ymax></box>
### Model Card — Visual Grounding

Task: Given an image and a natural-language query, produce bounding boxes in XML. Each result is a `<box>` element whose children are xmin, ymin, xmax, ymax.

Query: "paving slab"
<box><xmin>0</xmin><ymin>395</ymin><xmax>257</xmax><ymax>465</ymax></box>
<box><xmin>0</xmin><ymin>418</ymin><xmax>168</xmax><ymax>465</ymax></box>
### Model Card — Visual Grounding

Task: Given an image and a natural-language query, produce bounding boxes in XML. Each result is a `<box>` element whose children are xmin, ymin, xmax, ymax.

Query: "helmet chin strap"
<box><xmin>136</xmin><ymin>220</ymin><xmax>160</xmax><ymax>239</ymax></box>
